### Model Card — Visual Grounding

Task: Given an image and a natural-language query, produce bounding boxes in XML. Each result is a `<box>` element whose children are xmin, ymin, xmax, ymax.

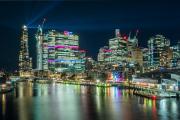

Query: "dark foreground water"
<box><xmin>0</xmin><ymin>82</ymin><xmax>180</xmax><ymax>120</ymax></box>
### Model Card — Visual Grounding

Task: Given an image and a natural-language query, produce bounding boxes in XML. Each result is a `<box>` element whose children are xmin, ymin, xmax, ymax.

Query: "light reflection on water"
<box><xmin>0</xmin><ymin>82</ymin><xmax>180</xmax><ymax>120</ymax></box>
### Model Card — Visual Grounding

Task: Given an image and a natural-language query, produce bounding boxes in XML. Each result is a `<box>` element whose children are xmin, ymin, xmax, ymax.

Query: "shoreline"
<box><xmin>15</xmin><ymin>80</ymin><xmax>180</xmax><ymax>100</ymax></box>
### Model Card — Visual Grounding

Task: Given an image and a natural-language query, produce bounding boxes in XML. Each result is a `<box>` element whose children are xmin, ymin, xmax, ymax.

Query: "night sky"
<box><xmin>0</xmin><ymin>0</ymin><xmax>180</xmax><ymax>71</ymax></box>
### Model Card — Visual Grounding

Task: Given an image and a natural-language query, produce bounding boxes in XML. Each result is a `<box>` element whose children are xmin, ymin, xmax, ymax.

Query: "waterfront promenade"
<box><xmin>12</xmin><ymin>78</ymin><xmax>180</xmax><ymax>100</ymax></box>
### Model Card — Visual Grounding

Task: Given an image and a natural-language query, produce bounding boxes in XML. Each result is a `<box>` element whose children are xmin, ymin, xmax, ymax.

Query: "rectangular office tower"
<box><xmin>170</xmin><ymin>41</ymin><xmax>180</xmax><ymax>67</ymax></box>
<box><xmin>36</xmin><ymin>30</ymin><xmax>85</xmax><ymax>73</ymax></box>
<box><xmin>148</xmin><ymin>35</ymin><xmax>171</xmax><ymax>69</ymax></box>
<box><xmin>97</xmin><ymin>29</ymin><xmax>138</xmax><ymax>65</ymax></box>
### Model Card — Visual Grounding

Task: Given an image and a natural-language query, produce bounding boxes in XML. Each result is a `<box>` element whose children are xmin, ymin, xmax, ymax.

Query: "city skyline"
<box><xmin>1</xmin><ymin>1</ymin><xmax>180</xmax><ymax>120</ymax></box>
<box><xmin>0</xmin><ymin>0</ymin><xmax>180</xmax><ymax>71</ymax></box>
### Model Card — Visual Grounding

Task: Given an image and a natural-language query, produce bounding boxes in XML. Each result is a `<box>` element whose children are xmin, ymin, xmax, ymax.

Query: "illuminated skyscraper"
<box><xmin>109</xmin><ymin>33</ymin><xmax>129</xmax><ymax>64</ymax></box>
<box><xmin>142</xmin><ymin>48</ymin><xmax>149</xmax><ymax>72</ymax></box>
<box><xmin>97</xmin><ymin>46</ymin><xmax>110</xmax><ymax>63</ymax></box>
<box><xmin>148</xmin><ymin>35</ymin><xmax>170</xmax><ymax>69</ymax></box>
<box><xmin>131</xmin><ymin>48</ymin><xmax>143</xmax><ymax>66</ymax></box>
<box><xmin>40</xmin><ymin>30</ymin><xmax>85</xmax><ymax>73</ymax></box>
<box><xmin>19</xmin><ymin>25</ymin><xmax>32</xmax><ymax>77</ymax></box>
<box><xmin>97</xmin><ymin>29</ymin><xmax>139</xmax><ymax>65</ymax></box>
<box><xmin>171</xmin><ymin>41</ymin><xmax>180</xmax><ymax>67</ymax></box>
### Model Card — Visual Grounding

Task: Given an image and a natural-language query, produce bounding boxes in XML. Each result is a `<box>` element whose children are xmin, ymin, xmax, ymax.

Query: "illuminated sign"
<box><xmin>64</xmin><ymin>31</ymin><xmax>73</xmax><ymax>36</ymax></box>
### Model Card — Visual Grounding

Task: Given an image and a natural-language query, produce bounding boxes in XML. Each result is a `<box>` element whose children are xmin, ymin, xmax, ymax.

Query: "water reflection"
<box><xmin>2</xmin><ymin>94</ymin><xmax>6</xmax><ymax>116</ymax></box>
<box><xmin>0</xmin><ymin>83</ymin><xmax>180</xmax><ymax>120</ymax></box>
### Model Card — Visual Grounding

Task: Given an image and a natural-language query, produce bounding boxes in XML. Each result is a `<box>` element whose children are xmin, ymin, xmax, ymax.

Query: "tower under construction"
<box><xmin>35</xmin><ymin>25</ymin><xmax>43</xmax><ymax>70</ymax></box>
<box><xmin>19</xmin><ymin>25</ymin><xmax>32</xmax><ymax>77</ymax></box>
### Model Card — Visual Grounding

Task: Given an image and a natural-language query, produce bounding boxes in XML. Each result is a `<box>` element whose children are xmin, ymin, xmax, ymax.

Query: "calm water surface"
<box><xmin>0</xmin><ymin>82</ymin><xmax>180</xmax><ymax>120</ymax></box>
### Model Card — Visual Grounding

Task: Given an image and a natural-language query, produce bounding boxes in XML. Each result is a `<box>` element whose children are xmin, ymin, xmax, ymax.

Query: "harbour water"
<box><xmin>0</xmin><ymin>82</ymin><xmax>180</xmax><ymax>120</ymax></box>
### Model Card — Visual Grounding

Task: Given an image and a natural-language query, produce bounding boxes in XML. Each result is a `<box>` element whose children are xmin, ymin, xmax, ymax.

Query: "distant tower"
<box><xmin>35</xmin><ymin>25</ymin><xmax>43</xmax><ymax>70</ymax></box>
<box><xmin>19</xmin><ymin>25</ymin><xmax>32</xmax><ymax>77</ymax></box>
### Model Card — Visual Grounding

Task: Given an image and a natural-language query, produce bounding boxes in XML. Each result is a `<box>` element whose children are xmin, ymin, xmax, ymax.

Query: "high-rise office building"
<box><xmin>142</xmin><ymin>48</ymin><xmax>149</xmax><ymax>72</ymax></box>
<box><xmin>97</xmin><ymin>46</ymin><xmax>111</xmax><ymax>63</ymax></box>
<box><xmin>85</xmin><ymin>57</ymin><xmax>95</xmax><ymax>71</ymax></box>
<box><xmin>38</xmin><ymin>30</ymin><xmax>85</xmax><ymax>73</ymax></box>
<box><xmin>131</xmin><ymin>48</ymin><xmax>143</xmax><ymax>66</ymax></box>
<box><xmin>108</xmin><ymin>32</ymin><xmax>129</xmax><ymax>64</ymax></box>
<box><xmin>97</xmin><ymin>29</ymin><xmax>139</xmax><ymax>65</ymax></box>
<box><xmin>19</xmin><ymin>25</ymin><xmax>32</xmax><ymax>77</ymax></box>
<box><xmin>148</xmin><ymin>35</ymin><xmax>170</xmax><ymax>69</ymax></box>
<box><xmin>171</xmin><ymin>41</ymin><xmax>180</xmax><ymax>67</ymax></box>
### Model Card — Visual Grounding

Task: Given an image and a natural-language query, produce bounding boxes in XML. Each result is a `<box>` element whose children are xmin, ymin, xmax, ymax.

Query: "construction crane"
<box><xmin>128</xmin><ymin>30</ymin><xmax>139</xmax><ymax>40</ymax></box>
<box><xmin>128</xmin><ymin>30</ymin><xmax>139</xmax><ymax>47</ymax></box>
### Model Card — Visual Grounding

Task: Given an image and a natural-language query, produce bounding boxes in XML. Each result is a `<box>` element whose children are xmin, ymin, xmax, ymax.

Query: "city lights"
<box><xmin>1</xmin><ymin>1</ymin><xmax>180</xmax><ymax>120</ymax></box>
<box><xmin>35</xmin><ymin>29</ymin><xmax>85</xmax><ymax>73</ymax></box>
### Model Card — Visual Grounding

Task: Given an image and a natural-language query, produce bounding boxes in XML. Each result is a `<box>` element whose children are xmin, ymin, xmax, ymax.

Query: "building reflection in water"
<box><xmin>138</xmin><ymin>97</ymin><xmax>158</xmax><ymax>119</ymax></box>
<box><xmin>2</xmin><ymin>94</ymin><xmax>6</xmax><ymax>116</ymax></box>
<box><xmin>0</xmin><ymin>83</ymin><xmax>180</xmax><ymax>120</ymax></box>
<box><xmin>152</xmin><ymin>100</ymin><xmax>157</xmax><ymax>120</ymax></box>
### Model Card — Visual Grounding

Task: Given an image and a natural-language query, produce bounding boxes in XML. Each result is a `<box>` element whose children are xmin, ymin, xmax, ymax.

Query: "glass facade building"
<box><xmin>148</xmin><ymin>35</ymin><xmax>170</xmax><ymax>69</ymax></box>
<box><xmin>19</xmin><ymin>25</ymin><xmax>32</xmax><ymax>77</ymax></box>
<box><xmin>171</xmin><ymin>41</ymin><xmax>180</xmax><ymax>67</ymax></box>
<box><xmin>37</xmin><ymin>30</ymin><xmax>85</xmax><ymax>73</ymax></box>
<box><xmin>97</xmin><ymin>29</ymin><xmax>138</xmax><ymax>65</ymax></box>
